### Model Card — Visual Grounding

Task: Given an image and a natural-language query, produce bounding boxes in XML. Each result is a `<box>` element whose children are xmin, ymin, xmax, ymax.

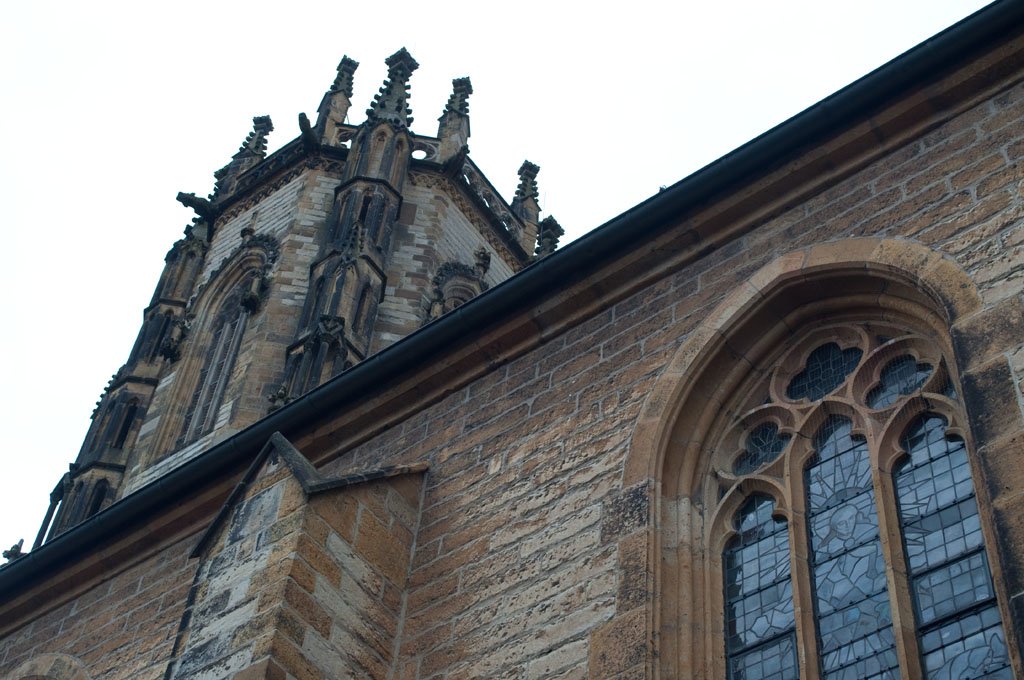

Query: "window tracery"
<box><xmin>713</xmin><ymin>323</ymin><xmax>1010</xmax><ymax>679</ymax></box>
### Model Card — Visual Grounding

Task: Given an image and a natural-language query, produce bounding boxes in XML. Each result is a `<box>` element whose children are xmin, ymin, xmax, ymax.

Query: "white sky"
<box><xmin>0</xmin><ymin>0</ymin><xmax>992</xmax><ymax>556</ymax></box>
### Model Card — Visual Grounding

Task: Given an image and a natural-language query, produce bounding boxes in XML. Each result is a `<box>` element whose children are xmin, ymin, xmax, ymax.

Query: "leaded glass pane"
<box><xmin>920</xmin><ymin>607</ymin><xmax>1010</xmax><ymax>679</ymax></box>
<box><xmin>728</xmin><ymin>635</ymin><xmax>799</xmax><ymax>680</ymax></box>
<box><xmin>786</xmin><ymin>343</ymin><xmax>862</xmax><ymax>401</ymax></box>
<box><xmin>806</xmin><ymin>417</ymin><xmax>897</xmax><ymax>678</ymax></box>
<box><xmin>735</xmin><ymin>423</ymin><xmax>791</xmax><ymax>474</ymax></box>
<box><xmin>896</xmin><ymin>415</ymin><xmax>1010</xmax><ymax>679</ymax></box>
<box><xmin>724</xmin><ymin>496</ymin><xmax>797</xmax><ymax>680</ymax></box>
<box><xmin>866</xmin><ymin>355</ymin><xmax>933</xmax><ymax>408</ymax></box>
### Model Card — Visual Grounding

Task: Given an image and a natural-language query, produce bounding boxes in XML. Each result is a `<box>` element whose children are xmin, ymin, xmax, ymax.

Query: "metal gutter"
<box><xmin>2</xmin><ymin>0</ymin><xmax>1021</xmax><ymax>598</ymax></box>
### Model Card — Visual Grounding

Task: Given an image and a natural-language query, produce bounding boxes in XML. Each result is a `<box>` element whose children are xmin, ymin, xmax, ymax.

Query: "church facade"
<box><xmin>3</xmin><ymin>2</ymin><xmax>1024</xmax><ymax>678</ymax></box>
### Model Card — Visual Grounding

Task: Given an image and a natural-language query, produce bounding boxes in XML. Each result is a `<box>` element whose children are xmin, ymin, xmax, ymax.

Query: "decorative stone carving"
<box><xmin>267</xmin><ymin>384</ymin><xmax>292</xmax><ymax>412</ymax></box>
<box><xmin>176</xmin><ymin>192</ymin><xmax>217</xmax><ymax>223</ymax></box>
<box><xmin>159</xmin><ymin>315</ymin><xmax>192</xmax><ymax>362</ymax></box>
<box><xmin>3</xmin><ymin>538</ymin><xmax>24</xmax><ymax>562</ymax></box>
<box><xmin>427</xmin><ymin>254</ymin><xmax>491</xmax><ymax>321</ymax></box>
<box><xmin>366</xmin><ymin>48</ymin><xmax>420</xmax><ymax>129</ymax></box>
<box><xmin>535</xmin><ymin>216</ymin><xmax>564</xmax><ymax>257</ymax></box>
<box><xmin>212</xmin><ymin>115</ymin><xmax>275</xmax><ymax>199</ymax></box>
<box><xmin>298</xmin><ymin>112</ymin><xmax>318</xmax><ymax>153</ymax></box>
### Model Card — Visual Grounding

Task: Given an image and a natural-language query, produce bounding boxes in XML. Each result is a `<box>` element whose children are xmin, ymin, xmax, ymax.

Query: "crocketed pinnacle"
<box><xmin>444</xmin><ymin>77</ymin><xmax>473</xmax><ymax>116</ymax></box>
<box><xmin>366</xmin><ymin>48</ymin><xmax>420</xmax><ymax>128</ymax></box>
<box><xmin>235</xmin><ymin>116</ymin><xmax>274</xmax><ymax>159</ymax></box>
<box><xmin>330</xmin><ymin>56</ymin><xmax>359</xmax><ymax>97</ymax></box>
<box><xmin>514</xmin><ymin>161</ymin><xmax>540</xmax><ymax>202</ymax></box>
<box><xmin>535</xmin><ymin>216</ymin><xmax>564</xmax><ymax>257</ymax></box>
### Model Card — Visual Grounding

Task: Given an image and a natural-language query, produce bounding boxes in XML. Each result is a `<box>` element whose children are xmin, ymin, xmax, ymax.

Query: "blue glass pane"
<box><xmin>728</xmin><ymin>634</ymin><xmax>799</xmax><ymax>680</ymax></box>
<box><xmin>806</xmin><ymin>418</ymin><xmax>873</xmax><ymax>513</ymax></box>
<box><xmin>867</xmin><ymin>355</ymin><xmax>933</xmax><ymax>408</ymax></box>
<box><xmin>735</xmin><ymin>423</ymin><xmax>791</xmax><ymax>474</ymax></box>
<box><xmin>913</xmin><ymin>552</ymin><xmax>994</xmax><ymax>626</ymax></box>
<box><xmin>895</xmin><ymin>415</ymin><xmax>1010</xmax><ymax>679</ymax></box>
<box><xmin>820</xmin><ymin>626</ymin><xmax>899</xmax><ymax>680</ymax></box>
<box><xmin>919</xmin><ymin>606</ymin><xmax>1010</xmax><ymax>679</ymax></box>
<box><xmin>806</xmin><ymin>416</ymin><xmax>896</xmax><ymax>676</ymax></box>
<box><xmin>787</xmin><ymin>343</ymin><xmax>862</xmax><ymax>401</ymax></box>
<box><xmin>725</xmin><ymin>496</ymin><xmax>797</xmax><ymax>680</ymax></box>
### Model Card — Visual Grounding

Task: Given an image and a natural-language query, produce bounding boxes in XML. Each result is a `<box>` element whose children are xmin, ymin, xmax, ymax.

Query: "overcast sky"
<box><xmin>0</xmin><ymin>0</ymin><xmax>992</xmax><ymax>556</ymax></box>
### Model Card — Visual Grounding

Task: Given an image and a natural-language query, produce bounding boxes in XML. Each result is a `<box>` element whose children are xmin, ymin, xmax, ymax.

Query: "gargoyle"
<box><xmin>176</xmin><ymin>192</ymin><xmax>217</xmax><ymax>223</ymax></box>
<box><xmin>299</xmin><ymin>112</ymin><xmax>319</xmax><ymax>153</ymax></box>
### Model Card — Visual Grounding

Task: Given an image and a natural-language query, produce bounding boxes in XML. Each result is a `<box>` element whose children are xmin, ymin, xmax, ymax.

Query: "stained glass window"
<box><xmin>805</xmin><ymin>416</ymin><xmax>898</xmax><ymax>679</ymax></box>
<box><xmin>734</xmin><ymin>423</ymin><xmax>791</xmax><ymax>474</ymax></box>
<box><xmin>866</xmin><ymin>355</ymin><xmax>933</xmax><ymax>408</ymax></box>
<box><xmin>724</xmin><ymin>495</ymin><xmax>798</xmax><ymax>680</ymax></box>
<box><xmin>895</xmin><ymin>415</ymin><xmax>1011</xmax><ymax>679</ymax></box>
<box><xmin>786</xmin><ymin>343</ymin><xmax>862</xmax><ymax>401</ymax></box>
<box><xmin>718</xmin><ymin>327</ymin><xmax>1009</xmax><ymax>680</ymax></box>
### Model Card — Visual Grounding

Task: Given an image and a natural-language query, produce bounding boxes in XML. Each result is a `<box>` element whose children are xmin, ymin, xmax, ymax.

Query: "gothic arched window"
<box><xmin>180</xmin><ymin>287</ymin><xmax>249</xmax><ymax>443</ymax></box>
<box><xmin>715</xmin><ymin>323</ymin><xmax>1011</xmax><ymax>679</ymax></box>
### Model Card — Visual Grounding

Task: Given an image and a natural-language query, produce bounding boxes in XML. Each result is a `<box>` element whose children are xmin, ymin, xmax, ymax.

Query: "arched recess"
<box><xmin>3</xmin><ymin>653</ymin><xmax>92</xmax><ymax>680</ymax></box>
<box><xmin>146</xmin><ymin>235</ymin><xmax>278</xmax><ymax>461</ymax></box>
<box><xmin>627</xmin><ymin>238</ymin><xmax>1022</xmax><ymax>678</ymax></box>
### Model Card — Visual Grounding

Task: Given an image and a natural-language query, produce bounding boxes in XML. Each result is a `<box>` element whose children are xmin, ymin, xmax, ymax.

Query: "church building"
<box><xmin>2</xmin><ymin>2</ymin><xmax>1024</xmax><ymax>678</ymax></box>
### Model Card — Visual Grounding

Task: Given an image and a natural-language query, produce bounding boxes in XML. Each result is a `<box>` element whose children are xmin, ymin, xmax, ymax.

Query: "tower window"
<box><xmin>181</xmin><ymin>294</ymin><xmax>248</xmax><ymax>443</ymax></box>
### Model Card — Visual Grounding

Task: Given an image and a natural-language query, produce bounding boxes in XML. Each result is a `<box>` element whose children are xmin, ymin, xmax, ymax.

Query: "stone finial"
<box><xmin>535</xmin><ymin>216</ymin><xmax>564</xmax><ymax>258</ymax></box>
<box><xmin>330</xmin><ymin>56</ymin><xmax>359</xmax><ymax>97</ymax></box>
<box><xmin>444</xmin><ymin>77</ymin><xmax>473</xmax><ymax>117</ymax></box>
<box><xmin>366</xmin><ymin>48</ymin><xmax>420</xmax><ymax>128</ymax></box>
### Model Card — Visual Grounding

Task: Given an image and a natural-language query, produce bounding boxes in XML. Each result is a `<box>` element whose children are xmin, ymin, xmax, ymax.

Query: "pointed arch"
<box><xmin>147</xmin><ymin>236</ymin><xmax>278</xmax><ymax>460</ymax></box>
<box><xmin>628</xmin><ymin>238</ymin><xmax>1022</xmax><ymax>678</ymax></box>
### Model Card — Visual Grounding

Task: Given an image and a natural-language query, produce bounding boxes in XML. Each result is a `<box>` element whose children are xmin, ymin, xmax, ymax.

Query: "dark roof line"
<box><xmin>2</xmin><ymin>0</ymin><xmax>1020</xmax><ymax>598</ymax></box>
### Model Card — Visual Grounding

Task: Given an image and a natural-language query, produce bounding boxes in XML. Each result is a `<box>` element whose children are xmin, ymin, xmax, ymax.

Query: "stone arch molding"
<box><xmin>147</xmin><ymin>234</ymin><xmax>280</xmax><ymax>461</ymax></box>
<box><xmin>627</xmin><ymin>237</ymin><xmax>980</xmax><ymax>489</ymax></box>
<box><xmin>3</xmin><ymin>654</ymin><xmax>92</xmax><ymax>680</ymax></box>
<box><xmin>625</xmin><ymin>237</ymin><xmax>989</xmax><ymax>678</ymax></box>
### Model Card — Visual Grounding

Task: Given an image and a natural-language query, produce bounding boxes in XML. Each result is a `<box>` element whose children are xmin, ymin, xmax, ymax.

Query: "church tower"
<box><xmin>36</xmin><ymin>48</ymin><xmax>562</xmax><ymax>545</ymax></box>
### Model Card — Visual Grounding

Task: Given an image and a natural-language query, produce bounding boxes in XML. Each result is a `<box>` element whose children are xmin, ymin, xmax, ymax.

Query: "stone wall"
<box><xmin>0</xmin><ymin>539</ymin><xmax>195</xmax><ymax>679</ymax></box>
<box><xmin>312</xmin><ymin>73</ymin><xmax>1024</xmax><ymax>678</ymax></box>
<box><xmin>167</xmin><ymin>438</ymin><xmax>424</xmax><ymax>680</ymax></box>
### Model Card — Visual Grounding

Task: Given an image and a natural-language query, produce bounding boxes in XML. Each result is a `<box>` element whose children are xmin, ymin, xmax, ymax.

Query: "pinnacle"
<box><xmin>385</xmin><ymin>47</ymin><xmax>419</xmax><ymax>76</ymax></box>
<box><xmin>236</xmin><ymin>115</ymin><xmax>274</xmax><ymax>157</ymax></box>
<box><xmin>444</xmin><ymin>77</ymin><xmax>473</xmax><ymax>116</ymax></box>
<box><xmin>515</xmin><ymin>161</ymin><xmax>540</xmax><ymax>202</ymax></box>
<box><xmin>331</xmin><ymin>56</ymin><xmax>359</xmax><ymax>97</ymax></box>
<box><xmin>366</xmin><ymin>48</ymin><xmax>420</xmax><ymax>128</ymax></box>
